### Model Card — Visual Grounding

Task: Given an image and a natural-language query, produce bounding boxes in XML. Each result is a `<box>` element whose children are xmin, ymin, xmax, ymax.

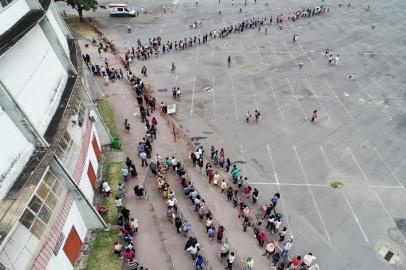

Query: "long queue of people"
<box><xmin>123</xmin><ymin>4</ymin><xmax>329</xmax><ymax>65</ymax></box>
<box><xmin>191</xmin><ymin>145</ymin><xmax>320</xmax><ymax>270</ymax></box>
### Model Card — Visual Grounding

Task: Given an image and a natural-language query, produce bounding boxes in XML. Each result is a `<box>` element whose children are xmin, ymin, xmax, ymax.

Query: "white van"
<box><xmin>109</xmin><ymin>3</ymin><xmax>136</xmax><ymax>17</ymax></box>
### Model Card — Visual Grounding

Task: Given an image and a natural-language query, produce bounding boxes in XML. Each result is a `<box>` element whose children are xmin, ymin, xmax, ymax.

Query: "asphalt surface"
<box><xmin>62</xmin><ymin>0</ymin><xmax>406</xmax><ymax>269</ymax></box>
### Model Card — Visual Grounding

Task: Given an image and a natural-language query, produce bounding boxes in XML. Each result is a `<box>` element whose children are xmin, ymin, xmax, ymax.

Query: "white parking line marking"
<box><xmin>320</xmin><ymin>146</ymin><xmax>333</xmax><ymax>170</ymax></box>
<box><xmin>254</xmin><ymin>41</ymin><xmax>265</xmax><ymax>64</ymax></box>
<box><xmin>266</xmin><ymin>145</ymin><xmax>278</xmax><ymax>184</ymax></box>
<box><xmin>346</xmin><ymin>147</ymin><xmax>371</xmax><ymax>185</ymax></box>
<box><xmin>342</xmin><ymin>190</ymin><xmax>370</xmax><ymax>243</ymax></box>
<box><xmin>212</xmin><ymin>77</ymin><xmax>215</xmax><ymax>119</ymax></box>
<box><xmin>240</xmin><ymin>41</ymin><xmax>247</xmax><ymax>63</ymax></box>
<box><xmin>265</xmin><ymin>144</ymin><xmax>293</xmax><ymax>238</ymax></box>
<box><xmin>305</xmin><ymin>78</ymin><xmax>331</xmax><ymax>120</ymax></box>
<box><xmin>323</xmin><ymin>78</ymin><xmax>354</xmax><ymax>120</ymax></box>
<box><xmin>287</xmin><ymin>77</ymin><xmax>308</xmax><ymax>120</ymax></box>
<box><xmin>195</xmin><ymin>45</ymin><xmax>199</xmax><ymax>64</ymax></box>
<box><xmin>293</xmin><ymin>145</ymin><xmax>331</xmax><ymax>242</ymax></box>
<box><xmin>267</xmin><ymin>77</ymin><xmax>285</xmax><ymax>120</ymax></box>
<box><xmin>248</xmin><ymin>77</ymin><xmax>259</xmax><ymax>110</ymax></box>
<box><xmin>283</xmin><ymin>41</ymin><xmax>299</xmax><ymax>66</ymax></box>
<box><xmin>371</xmin><ymin>145</ymin><xmax>404</xmax><ymax>188</ymax></box>
<box><xmin>270</xmin><ymin>44</ymin><xmax>280</xmax><ymax>65</ymax></box>
<box><xmin>297</xmin><ymin>41</ymin><xmax>314</xmax><ymax>65</ymax></box>
<box><xmin>190</xmin><ymin>77</ymin><xmax>196</xmax><ymax>116</ymax></box>
<box><xmin>347</xmin><ymin>146</ymin><xmax>406</xmax><ymax>242</ymax></box>
<box><xmin>240</xmin><ymin>144</ymin><xmax>248</xmax><ymax>175</ymax></box>
<box><xmin>320</xmin><ymin>145</ymin><xmax>369</xmax><ymax>243</ymax></box>
<box><xmin>373</xmin><ymin>78</ymin><xmax>406</xmax><ymax>113</ymax></box>
<box><xmin>159</xmin><ymin>24</ymin><xmax>165</xmax><ymax>35</ymax></box>
<box><xmin>373</xmin><ymin>192</ymin><xmax>406</xmax><ymax>243</ymax></box>
<box><xmin>230</xmin><ymin>76</ymin><xmax>239</xmax><ymax>120</ymax></box>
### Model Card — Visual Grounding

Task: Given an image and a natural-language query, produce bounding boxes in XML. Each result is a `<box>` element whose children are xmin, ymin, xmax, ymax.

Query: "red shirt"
<box><xmin>291</xmin><ymin>257</ymin><xmax>301</xmax><ymax>267</ymax></box>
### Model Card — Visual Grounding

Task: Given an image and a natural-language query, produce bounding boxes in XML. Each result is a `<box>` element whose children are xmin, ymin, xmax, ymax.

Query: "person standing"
<box><xmin>293</xmin><ymin>34</ymin><xmax>297</xmax><ymax>43</ymax></box>
<box><xmin>231</xmin><ymin>165</ymin><xmax>241</xmax><ymax>184</ymax></box>
<box><xmin>279</xmin><ymin>226</ymin><xmax>287</xmax><ymax>242</ymax></box>
<box><xmin>228</xmin><ymin>56</ymin><xmax>231</xmax><ymax>67</ymax></box>
<box><xmin>304</xmin><ymin>253</ymin><xmax>317</xmax><ymax>267</ymax></box>
<box><xmin>225</xmin><ymin>158</ymin><xmax>231</xmax><ymax>172</ymax></box>
<box><xmin>252</xmin><ymin>188</ymin><xmax>259</xmax><ymax>204</ymax></box>
<box><xmin>282</xmin><ymin>238</ymin><xmax>293</xmax><ymax>260</ymax></box>
<box><xmin>225</xmin><ymin>251</ymin><xmax>235</xmax><ymax>270</ymax></box>
<box><xmin>220</xmin><ymin>179</ymin><xmax>228</xmax><ymax>193</ymax></box>
<box><xmin>121</xmin><ymin>164</ymin><xmax>129</xmax><ymax>182</ymax></box>
<box><xmin>140</xmin><ymin>151</ymin><xmax>148</xmax><ymax>167</ymax></box>
<box><xmin>246</xmin><ymin>257</ymin><xmax>254</xmax><ymax>270</ymax></box>
<box><xmin>217</xmin><ymin>225</ymin><xmax>225</xmax><ymax>242</ymax></box>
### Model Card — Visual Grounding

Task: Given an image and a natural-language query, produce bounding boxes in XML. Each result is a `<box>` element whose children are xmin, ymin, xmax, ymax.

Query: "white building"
<box><xmin>0</xmin><ymin>1</ymin><xmax>112</xmax><ymax>269</ymax></box>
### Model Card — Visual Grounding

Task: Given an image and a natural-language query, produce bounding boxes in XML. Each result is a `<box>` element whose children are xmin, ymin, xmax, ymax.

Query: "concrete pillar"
<box><xmin>39</xmin><ymin>17</ymin><xmax>77</xmax><ymax>76</ymax></box>
<box><xmin>48</xmin><ymin>0</ymin><xmax>73</xmax><ymax>39</ymax></box>
<box><xmin>52</xmin><ymin>157</ymin><xmax>108</xmax><ymax>229</ymax></box>
<box><xmin>0</xmin><ymin>81</ymin><xmax>48</xmax><ymax>147</ymax></box>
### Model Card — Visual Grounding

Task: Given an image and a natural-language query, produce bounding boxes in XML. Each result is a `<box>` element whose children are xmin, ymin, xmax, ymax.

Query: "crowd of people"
<box><xmin>122</xmin><ymin>4</ymin><xmax>329</xmax><ymax>66</ymax></box>
<box><xmin>188</xmin><ymin>144</ymin><xmax>320</xmax><ymax>270</ymax></box>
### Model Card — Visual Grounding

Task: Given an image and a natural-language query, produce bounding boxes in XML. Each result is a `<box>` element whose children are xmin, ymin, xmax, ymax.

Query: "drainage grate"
<box><xmin>384</xmin><ymin>251</ymin><xmax>394</xmax><ymax>262</ymax></box>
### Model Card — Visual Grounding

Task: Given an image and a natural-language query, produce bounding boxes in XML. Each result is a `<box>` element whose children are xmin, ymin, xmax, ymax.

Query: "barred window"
<box><xmin>19</xmin><ymin>171</ymin><xmax>62</xmax><ymax>239</ymax></box>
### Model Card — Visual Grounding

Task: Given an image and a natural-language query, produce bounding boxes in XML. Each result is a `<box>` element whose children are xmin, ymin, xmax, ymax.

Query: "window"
<box><xmin>117</xmin><ymin>7</ymin><xmax>123</xmax><ymax>11</ymax></box>
<box><xmin>73</xmin><ymin>100</ymin><xmax>86</xmax><ymax>127</ymax></box>
<box><xmin>0</xmin><ymin>0</ymin><xmax>13</xmax><ymax>8</ymax></box>
<box><xmin>19</xmin><ymin>171</ymin><xmax>63</xmax><ymax>239</ymax></box>
<box><xmin>56</xmin><ymin>131</ymin><xmax>73</xmax><ymax>161</ymax></box>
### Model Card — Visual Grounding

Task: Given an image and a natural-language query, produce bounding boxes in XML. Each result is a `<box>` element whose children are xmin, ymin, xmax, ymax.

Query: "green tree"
<box><xmin>61</xmin><ymin>0</ymin><xmax>98</xmax><ymax>22</ymax></box>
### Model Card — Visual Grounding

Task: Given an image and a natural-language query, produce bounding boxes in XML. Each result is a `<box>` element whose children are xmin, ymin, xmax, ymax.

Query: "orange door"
<box><xmin>87</xmin><ymin>162</ymin><xmax>96</xmax><ymax>189</ymax></box>
<box><xmin>63</xmin><ymin>226</ymin><xmax>82</xmax><ymax>266</ymax></box>
<box><xmin>92</xmin><ymin>135</ymin><xmax>100</xmax><ymax>160</ymax></box>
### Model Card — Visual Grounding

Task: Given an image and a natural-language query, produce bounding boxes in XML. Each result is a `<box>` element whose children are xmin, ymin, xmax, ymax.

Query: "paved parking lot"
<box><xmin>81</xmin><ymin>0</ymin><xmax>406</xmax><ymax>269</ymax></box>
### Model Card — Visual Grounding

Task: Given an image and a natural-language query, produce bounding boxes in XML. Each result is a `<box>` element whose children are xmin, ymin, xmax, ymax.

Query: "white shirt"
<box><xmin>205</xmin><ymin>218</ymin><xmax>212</xmax><ymax>227</ymax></box>
<box><xmin>167</xmin><ymin>198</ymin><xmax>177</xmax><ymax>207</ymax></box>
<box><xmin>187</xmin><ymin>244</ymin><xmax>199</xmax><ymax>254</ymax></box>
<box><xmin>304</xmin><ymin>254</ymin><xmax>316</xmax><ymax>266</ymax></box>
<box><xmin>228</xmin><ymin>254</ymin><xmax>235</xmax><ymax>263</ymax></box>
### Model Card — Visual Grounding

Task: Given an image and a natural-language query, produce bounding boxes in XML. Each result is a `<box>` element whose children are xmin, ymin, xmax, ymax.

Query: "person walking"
<box><xmin>220</xmin><ymin>179</ymin><xmax>228</xmax><ymax>193</ymax></box>
<box><xmin>293</xmin><ymin>34</ymin><xmax>297</xmax><ymax>43</ymax></box>
<box><xmin>228</xmin><ymin>56</ymin><xmax>231</xmax><ymax>67</ymax></box>
<box><xmin>254</xmin><ymin>110</ymin><xmax>260</xmax><ymax>123</ymax></box>
<box><xmin>311</xmin><ymin>110</ymin><xmax>318</xmax><ymax>122</ymax></box>
<box><xmin>303</xmin><ymin>253</ymin><xmax>317</xmax><ymax>267</ymax></box>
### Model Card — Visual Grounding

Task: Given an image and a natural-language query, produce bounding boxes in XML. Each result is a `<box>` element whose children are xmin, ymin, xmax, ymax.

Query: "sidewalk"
<box><xmin>77</xmin><ymin>39</ymin><xmax>194</xmax><ymax>269</ymax></box>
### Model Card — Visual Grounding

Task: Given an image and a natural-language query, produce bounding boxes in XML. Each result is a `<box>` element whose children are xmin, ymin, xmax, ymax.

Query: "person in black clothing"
<box><xmin>121</xmin><ymin>207</ymin><xmax>130</xmax><ymax>222</ymax></box>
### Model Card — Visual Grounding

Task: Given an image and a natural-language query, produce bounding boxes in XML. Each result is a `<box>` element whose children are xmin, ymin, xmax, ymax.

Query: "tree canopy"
<box><xmin>59</xmin><ymin>0</ymin><xmax>98</xmax><ymax>21</ymax></box>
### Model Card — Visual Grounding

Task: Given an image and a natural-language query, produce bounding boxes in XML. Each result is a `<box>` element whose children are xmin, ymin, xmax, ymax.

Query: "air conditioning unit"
<box><xmin>71</xmin><ymin>114</ymin><xmax>79</xmax><ymax>125</ymax></box>
<box><xmin>89</xmin><ymin>110</ymin><xmax>96</xmax><ymax>122</ymax></box>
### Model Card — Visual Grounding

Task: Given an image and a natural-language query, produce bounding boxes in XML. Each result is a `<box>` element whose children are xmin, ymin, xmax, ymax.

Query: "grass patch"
<box><xmin>96</xmin><ymin>99</ymin><xmax>119</xmax><ymax>138</ymax></box>
<box><xmin>85</xmin><ymin>229</ymin><xmax>122</xmax><ymax>270</ymax></box>
<box><xmin>102</xmin><ymin>162</ymin><xmax>125</xmax><ymax>225</ymax></box>
<box><xmin>330</xmin><ymin>180</ymin><xmax>344</xmax><ymax>189</ymax></box>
